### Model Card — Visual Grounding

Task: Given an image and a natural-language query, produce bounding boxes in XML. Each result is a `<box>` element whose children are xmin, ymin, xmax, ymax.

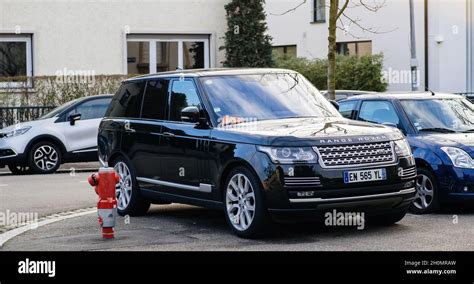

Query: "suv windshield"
<box><xmin>39</xmin><ymin>99</ymin><xmax>79</xmax><ymax>119</ymax></box>
<box><xmin>200</xmin><ymin>73</ymin><xmax>340</xmax><ymax>125</ymax></box>
<box><xmin>400</xmin><ymin>98</ymin><xmax>474</xmax><ymax>133</ymax></box>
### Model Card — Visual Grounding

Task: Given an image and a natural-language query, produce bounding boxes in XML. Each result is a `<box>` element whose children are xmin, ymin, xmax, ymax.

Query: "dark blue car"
<box><xmin>339</xmin><ymin>92</ymin><xmax>474</xmax><ymax>214</ymax></box>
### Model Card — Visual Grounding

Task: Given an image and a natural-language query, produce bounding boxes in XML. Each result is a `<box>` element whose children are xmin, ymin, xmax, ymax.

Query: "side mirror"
<box><xmin>330</xmin><ymin>100</ymin><xmax>340</xmax><ymax>110</ymax></box>
<box><xmin>68</xmin><ymin>113</ymin><xmax>81</xmax><ymax>126</ymax></box>
<box><xmin>180</xmin><ymin>106</ymin><xmax>200</xmax><ymax>123</ymax></box>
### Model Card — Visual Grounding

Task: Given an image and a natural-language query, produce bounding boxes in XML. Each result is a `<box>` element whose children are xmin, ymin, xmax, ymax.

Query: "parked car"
<box><xmin>99</xmin><ymin>69</ymin><xmax>416</xmax><ymax>238</ymax></box>
<box><xmin>339</xmin><ymin>92</ymin><xmax>474</xmax><ymax>214</ymax></box>
<box><xmin>0</xmin><ymin>95</ymin><xmax>113</xmax><ymax>175</ymax></box>
<box><xmin>321</xmin><ymin>90</ymin><xmax>375</xmax><ymax>101</ymax></box>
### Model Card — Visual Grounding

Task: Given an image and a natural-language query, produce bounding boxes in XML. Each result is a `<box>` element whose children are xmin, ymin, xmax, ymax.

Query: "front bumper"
<box><xmin>0</xmin><ymin>148</ymin><xmax>26</xmax><ymax>167</ymax></box>
<box><xmin>437</xmin><ymin>166</ymin><xmax>474</xmax><ymax>202</ymax></box>
<box><xmin>251</xmin><ymin>152</ymin><xmax>417</xmax><ymax>219</ymax></box>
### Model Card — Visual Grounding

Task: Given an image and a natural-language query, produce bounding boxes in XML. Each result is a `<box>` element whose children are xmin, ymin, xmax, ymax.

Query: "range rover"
<box><xmin>98</xmin><ymin>69</ymin><xmax>416</xmax><ymax>238</ymax></box>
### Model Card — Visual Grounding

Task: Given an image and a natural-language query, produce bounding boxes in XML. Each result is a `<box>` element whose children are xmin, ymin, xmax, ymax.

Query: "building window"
<box><xmin>0</xmin><ymin>35</ymin><xmax>33</xmax><ymax>87</ymax></box>
<box><xmin>272</xmin><ymin>45</ymin><xmax>297</xmax><ymax>58</ymax></box>
<box><xmin>313</xmin><ymin>0</ymin><xmax>326</xmax><ymax>23</ymax></box>
<box><xmin>337</xmin><ymin>41</ymin><xmax>372</xmax><ymax>57</ymax></box>
<box><xmin>126</xmin><ymin>34</ymin><xmax>210</xmax><ymax>75</ymax></box>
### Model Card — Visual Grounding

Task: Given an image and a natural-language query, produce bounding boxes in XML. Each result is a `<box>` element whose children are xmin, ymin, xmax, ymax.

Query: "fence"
<box><xmin>0</xmin><ymin>106</ymin><xmax>56</xmax><ymax>129</ymax></box>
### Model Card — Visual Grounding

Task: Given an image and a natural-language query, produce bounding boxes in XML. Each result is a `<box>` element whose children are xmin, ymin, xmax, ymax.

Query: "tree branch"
<box><xmin>269</xmin><ymin>0</ymin><xmax>307</xmax><ymax>16</ymax></box>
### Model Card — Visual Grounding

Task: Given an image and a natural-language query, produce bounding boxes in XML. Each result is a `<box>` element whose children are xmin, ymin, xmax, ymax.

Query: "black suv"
<box><xmin>98</xmin><ymin>69</ymin><xmax>416</xmax><ymax>238</ymax></box>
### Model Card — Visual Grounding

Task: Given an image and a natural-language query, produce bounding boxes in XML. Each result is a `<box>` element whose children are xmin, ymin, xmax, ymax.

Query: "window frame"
<box><xmin>312</xmin><ymin>0</ymin><xmax>326</xmax><ymax>23</ymax></box>
<box><xmin>272</xmin><ymin>45</ymin><xmax>297</xmax><ymax>58</ymax></box>
<box><xmin>126</xmin><ymin>34</ymin><xmax>210</xmax><ymax>75</ymax></box>
<box><xmin>0</xmin><ymin>34</ymin><xmax>33</xmax><ymax>88</ymax></box>
<box><xmin>336</xmin><ymin>40</ymin><xmax>373</xmax><ymax>57</ymax></box>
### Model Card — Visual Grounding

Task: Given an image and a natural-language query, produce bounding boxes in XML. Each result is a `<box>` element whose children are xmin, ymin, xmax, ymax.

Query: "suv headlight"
<box><xmin>394</xmin><ymin>139</ymin><xmax>412</xmax><ymax>157</ymax></box>
<box><xmin>441</xmin><ymin>147</ymin><xmax>474</xmax><ymax>169</ymax></box>
<box><xmin>0</xmin><ymin>126</ymin><xmax>32</xmax><ymax>138</ymax></box>
<box><xmin>257</xmin><ymin>146</ymin><xmax>318</xmax><ymax>164</ymax></box>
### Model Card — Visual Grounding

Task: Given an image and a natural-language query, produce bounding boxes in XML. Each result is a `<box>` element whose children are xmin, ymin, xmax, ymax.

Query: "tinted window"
<box><xmin>141</xmin><ymin>79</ymin><xmax>169</xmax><ymax>120</ymax></box>
<box><xmin>106</xmin><ymin>81</ymin><xmax>146</xmax><ymax>118</ymax></box>
<box><xmin>359</xmin><ymin>101</ymin><xmax>400</xmax><ymax>126</ymax></box>
<box><xmin>66</xmin><ymin>98</ymin><xmax>111</xmax><ymax>120</ymax></box>
<box><xmin>169</xmin><ymin>80</ymin><xmax>201</xmax><ymax>122</ymax></box>
<box><xmin>339</xmin><ymin>101</ymin><xmax>358</xmax><ymax>119</ymax></box>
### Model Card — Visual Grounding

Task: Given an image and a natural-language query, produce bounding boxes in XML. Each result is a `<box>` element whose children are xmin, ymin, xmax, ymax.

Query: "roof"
<box><xmin>124</xmin><ymin>68</ymin><xmax>298</xmax><ymax>82</ymax></box>
<box><xmin>342</xmin><ymin>92</ymin><xmax>464</xmax><ymax>101</ymax></box>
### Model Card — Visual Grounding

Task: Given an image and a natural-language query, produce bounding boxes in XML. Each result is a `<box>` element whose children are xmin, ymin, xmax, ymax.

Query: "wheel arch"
<box><xmin>25</xmin><ymin>135</ymin><xmax>67</xmax><ymax>160</ymax></box>
<box><xmin>218</xmin><ymin>158</ymin><xmax>262</xmax><ymax>201</ymax></box>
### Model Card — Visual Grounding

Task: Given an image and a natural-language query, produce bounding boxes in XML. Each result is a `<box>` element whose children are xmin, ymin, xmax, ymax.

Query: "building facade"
<box><xmin>266</xmin><ymin>0</ymin><xmax>474</xmax><ymax>93</ymax></box>
<box><xmin>0</xmin><ymin>0</ymin><xmax>227</xmax><ymax>82</ymax></box>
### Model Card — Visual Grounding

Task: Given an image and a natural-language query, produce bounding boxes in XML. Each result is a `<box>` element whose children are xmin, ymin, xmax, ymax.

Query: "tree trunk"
<box><xmin>327</xmin><ymin>0</ymin><xmax>339</xmax><ymax>101</ymax></box>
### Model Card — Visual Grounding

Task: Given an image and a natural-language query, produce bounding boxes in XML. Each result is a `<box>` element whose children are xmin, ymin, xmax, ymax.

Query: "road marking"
<box><xmin>0</xmin><ymin>184</ymin><xmax>8</xmax><ymax>187</ymax></box>
<box><xmin>0</xmin><ymin>209</ymin><xmax>95</xmax><ymax>247</ymax></box>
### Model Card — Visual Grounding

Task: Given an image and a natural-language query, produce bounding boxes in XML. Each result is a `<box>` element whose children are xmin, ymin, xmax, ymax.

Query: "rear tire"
<box><xmin>112</xmin><ymin>156</ymin><xmax>150</xmax><ymax>216</ymax></box>
<box><xmin>8</xmin><ymin>165</ymin><xmax>31</xmax><ymax>175</ymax></box>
<box><xmin>28</xmin><ymin>142</ymin><xmax>61</xmax><ymax>174</ymax></box>
<box><xmin>223</xmin><ymin>166</ymin><xmax>273</xmax><ymax>238</ymax></box>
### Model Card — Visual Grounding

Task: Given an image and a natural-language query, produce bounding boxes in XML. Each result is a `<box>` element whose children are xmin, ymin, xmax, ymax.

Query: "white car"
<box><xmin>0</xmin><ymin>95</ymin><xmax>113</xmax><ymax>175</ymax></box>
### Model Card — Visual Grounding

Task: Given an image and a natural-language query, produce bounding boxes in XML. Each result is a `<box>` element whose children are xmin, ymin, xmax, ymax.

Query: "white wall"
<box><xmin>0</xmin><ymin>0</ymin><xmax>228</xmax><ymax>76</ymax></box>
<box><xmin>266</xmin><ymin>0</ymin><xmax>471</xmax><ymax>93</ymax></box>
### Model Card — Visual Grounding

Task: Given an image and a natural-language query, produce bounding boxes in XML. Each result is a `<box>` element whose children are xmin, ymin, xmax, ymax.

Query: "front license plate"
<box><xmin>343</xmin><ymin>169</ymin><xmax>387</xmax><ymax>184</ymax></box>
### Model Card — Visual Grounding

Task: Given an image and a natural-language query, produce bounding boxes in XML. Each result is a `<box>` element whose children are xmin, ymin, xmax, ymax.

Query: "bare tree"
<box><xmin>270</xmin><ymin>0</ymin><xmax>389</xmax><ymax>100</ymax></box>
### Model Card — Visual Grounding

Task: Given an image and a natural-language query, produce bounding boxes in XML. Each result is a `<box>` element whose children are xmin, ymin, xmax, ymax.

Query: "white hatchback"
<box><xmin>0</xmin><ymin>95</ymin><xmax>112</xmax><ymax>175</ymax></box>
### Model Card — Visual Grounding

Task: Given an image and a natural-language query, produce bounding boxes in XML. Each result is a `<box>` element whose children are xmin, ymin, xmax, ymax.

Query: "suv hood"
<box><xmin>212</xmin><ymin>117</ymin><xmax>404</xmax><ymax>146</ymax></box>
<box><xmin>411</xmin><ymin>133</ymin><xmax>474</xmax><ymax>156</ymax></box>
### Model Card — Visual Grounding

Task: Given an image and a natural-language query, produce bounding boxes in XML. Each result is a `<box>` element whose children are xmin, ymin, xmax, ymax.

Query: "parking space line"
<box><xmin>0</xmin><ymin>184</ymin><xmax>8</xmax><ymax>187</ymax></box>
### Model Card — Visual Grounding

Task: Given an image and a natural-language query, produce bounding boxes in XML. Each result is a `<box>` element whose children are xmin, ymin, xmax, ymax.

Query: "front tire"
<box><xmin>28</xmin><ymin>142</ymin><xmax>61</xmax><ymax>174</ymax></box>
<box><xmin>223</xmin><ymin>166</ymin><xmax>272</xmax><ymax>238</ymax></box>
<box><xmin>410</xmin><ymin>168</ymin><xmax>439</xmax><ymax>214</ymax></box>
<box><xmin>112</xmin><ymin>157</ymin><xmax>150</xmax><ymax>216</ymax></box>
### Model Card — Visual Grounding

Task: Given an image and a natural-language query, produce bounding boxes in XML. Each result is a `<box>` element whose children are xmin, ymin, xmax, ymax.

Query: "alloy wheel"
<box><xmin>33</xmin><ymin>145</ymin><xmax>59</xmax><ymax>171</ymax></box>
<box><xmin>414</xmin><ymin>174</ymin><xmax>434</xmax><ymax>210</ymax></box>
<box><xmin>114</xmin><ymin>161</ymin><xmax>133</xmax><ymax>210</ymax></box>
<box><xmin>226</xmin><ymin>173</ymin><xmax>256</xmax><ymax>231</ymax></box>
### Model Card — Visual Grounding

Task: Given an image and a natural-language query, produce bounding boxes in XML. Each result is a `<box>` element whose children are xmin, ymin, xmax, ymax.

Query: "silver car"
<box><xmin>0</xmin><ymin>95</ymin><xmax>112</xmax><ymax>175</ymax></box>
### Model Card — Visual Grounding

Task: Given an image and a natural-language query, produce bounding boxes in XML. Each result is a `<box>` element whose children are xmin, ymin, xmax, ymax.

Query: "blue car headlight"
<box><xmin>441</xmin><ymin>147</ymin><xmax>474</xmax><ymax>169</ymax></box>
<box><xmin>0</xmin><ymin>126</ymin><xmax>32</xmax><ymax>138</ymax></box>
<box><xmin>257</xmin><ymin>146</ymin><xmax>318</xmax><ymax>164</ymax></box>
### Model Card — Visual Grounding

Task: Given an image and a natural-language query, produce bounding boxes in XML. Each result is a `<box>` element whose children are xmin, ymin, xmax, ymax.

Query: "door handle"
<box><xmin>162</xmin><ymin>132</ymin><xmax>175</xmax><ymax>138</ymax></box>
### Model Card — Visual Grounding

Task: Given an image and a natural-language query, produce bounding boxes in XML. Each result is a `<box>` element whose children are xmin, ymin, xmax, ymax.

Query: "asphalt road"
<box><xmin>0</xmin><ymin>166</ymin><xmax>97</xmax><ymax>218</ymax></box>
<box><xmin>1</xmin><ymin>166</ymin><xmax>474</xmax><ymax>251</ymax></box>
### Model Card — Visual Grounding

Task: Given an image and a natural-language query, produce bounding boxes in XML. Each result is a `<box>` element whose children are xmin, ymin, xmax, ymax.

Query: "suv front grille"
<box><xmin>314</xmin><ymin>141</ymin><xmax>396</xmax><ymax>168</ymax></box>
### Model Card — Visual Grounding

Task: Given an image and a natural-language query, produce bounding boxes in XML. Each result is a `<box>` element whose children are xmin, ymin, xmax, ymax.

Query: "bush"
<box><xmin>274</xmin><ymin>54</ymin><xmax>388</xmax><ymax>92</ymax></box>
<box><xmin>0</xmin><ymin>75</ymin><xmax>128</xmax><ymax>107</ymax></box>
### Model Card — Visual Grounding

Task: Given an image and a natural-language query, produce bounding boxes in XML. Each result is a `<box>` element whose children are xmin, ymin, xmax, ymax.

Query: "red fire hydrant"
<box><xmin>88</xmin><ymin>167</ymin><xmax>120</xmax><ymax>239</ymax></box>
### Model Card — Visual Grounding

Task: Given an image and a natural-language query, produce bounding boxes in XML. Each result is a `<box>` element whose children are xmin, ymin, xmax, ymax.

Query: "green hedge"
<box><xmin>274</xmin><ymin>54</ymin><xmax>388</xmax><ymax>92</ymax></box>
<box><xmin>0</xmin><ymin>75</ymin><xmax>129</xmax><ymax>107</ymax></box>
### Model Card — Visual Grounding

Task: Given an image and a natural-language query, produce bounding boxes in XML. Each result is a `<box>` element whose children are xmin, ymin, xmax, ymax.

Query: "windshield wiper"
<box><xmin>418</xmin><ymin>128</ymin><xmax>456</xmax><ymax>133</ymax></box>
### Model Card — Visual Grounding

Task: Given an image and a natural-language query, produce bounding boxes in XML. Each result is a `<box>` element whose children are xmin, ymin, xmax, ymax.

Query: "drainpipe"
<box><xmin>424</xmin><ymin>0</ymin><xmax>429</xmax><ymax>91</ymax></box>
<box><xmin>409</xmin><ymin>0</ymin><xmax>419</xmax><ymax>91</ymax></box>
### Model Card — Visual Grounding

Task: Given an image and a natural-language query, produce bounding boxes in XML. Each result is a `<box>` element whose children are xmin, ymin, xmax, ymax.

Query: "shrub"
<box><xmin>0</xmin><ymin>75</ymin><xmax>128</xmax><ymax>107</ymax></box>
<box><xmin>274</xmin><ymin>54</ymin><xmax>388</xmax><ymax>92</ymax></box>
